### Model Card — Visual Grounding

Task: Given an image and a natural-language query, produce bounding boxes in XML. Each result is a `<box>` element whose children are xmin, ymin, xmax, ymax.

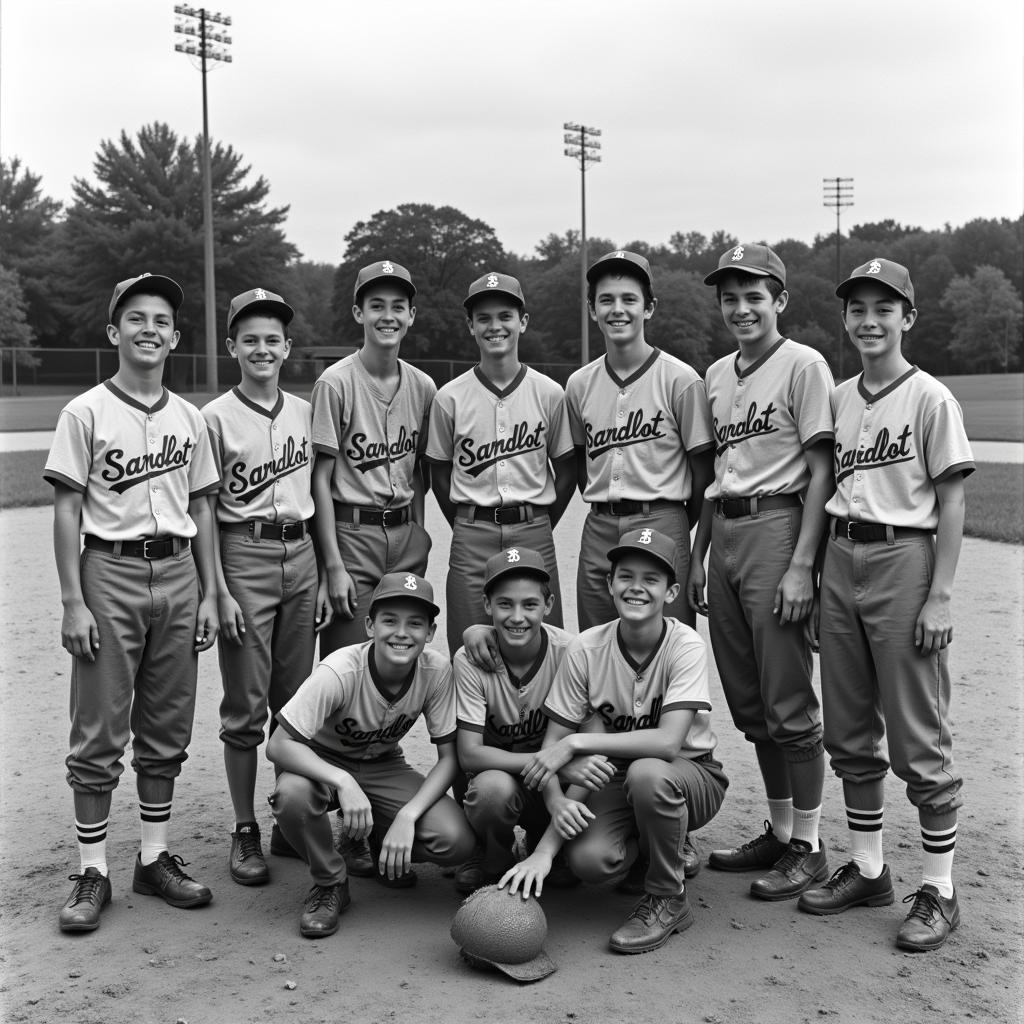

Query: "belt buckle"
<box><xmin>281</xmin><ymin>523</ymin><xmax>299</xmax><ymax>540</ymax></box>
<box><xmin>381</xmin><ymin>508</ymin><xmax>400</xmax><ymax>528</ymax></box>
<box><xmin>841</xmin><ymin>521</ymin><xmax>856</xmax><ymax>540</ymax></box>
<box><xmin>142</xmin><ymin>538</ymin><xmax>163</xmax><ymax>559</ymax></box>
<box><xmin>608</xmin><ymin>502</ymin><xmax>629</xmax><ymax>517</ymax></box>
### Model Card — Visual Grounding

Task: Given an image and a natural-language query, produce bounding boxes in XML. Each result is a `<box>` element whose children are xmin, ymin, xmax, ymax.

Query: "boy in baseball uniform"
<box><xmin>797</xmin><ymin>259</ymin><xmax>973</xmax><ymax>952</ymax></box>
<box><xmin>203</xmin><ymin>288</ymin><xmax>330</xmax><ymax>886</ymax></box>
<box><xmin>427</xmin><ymin>272</ymin><xmax>576</xmax><ymax>656</ymax></box>
<box><xmin>311</xmin><ymin>260</ymin><xmax>434</xmax><ymax>658</ymax></box>
<box><xmin>46</xmin><ymin>274</ymin><xmax>220</xmax><ymax>932</ymax></box>
<box><xmin>501</xmin><ymin>530</ymin><xmax>728</xmax><ymax>955</ymax></box>
<box><xmin>453</xmin><ymin>546</ymin><xmax>612</xmax><ymax>892</ymax></box>
<box><xmin>690</xmin><ymin>244</ymin><xmax>835</xmax><ymax>900</ymax></box>
<box><xmin>266</xmin><ymin>573</ymin><xmax>476</xmax><ymax>938</ymax></box>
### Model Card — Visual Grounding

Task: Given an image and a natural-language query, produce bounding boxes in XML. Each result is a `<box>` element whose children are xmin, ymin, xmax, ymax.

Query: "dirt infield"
<box><xmin>1</xmin><ymin>500</ymin><xmax>1021</xmax><ymax>1024</ymax></box>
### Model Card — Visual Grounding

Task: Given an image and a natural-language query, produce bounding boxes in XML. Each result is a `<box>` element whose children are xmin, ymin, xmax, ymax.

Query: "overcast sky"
<box><xmin>2</xmin><ymin>0</ymin><xmax>1021</xmax><ymax>265</ymax></box>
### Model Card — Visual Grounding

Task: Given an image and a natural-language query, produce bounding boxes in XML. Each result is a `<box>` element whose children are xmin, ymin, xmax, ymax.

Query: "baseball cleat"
<box><xmin>132</xmin><ymin>852</ymin><xmax>212</xmax><ymax>908</ymax></box>
<box><xmin>798</xmin><ymin>861</ymin><xmax>894</xmax><ymax>915</ymax></box>
<box><xmin>896</xmin><ymin>885</ymin><xmax>960</xmax><ymax>951</ymax></box>
<box><xmin>299</xmin><ymin>880</ymin><xmax>351</xmax><ymax>939</ymax></box>
<box><xmin>229</xmin><ymin>823</ymin><xmax>269</xmax><ymax>886</ymax></box>
<box><xmin>59</xmin><ymin>868</ymin><xmax>112</xmax><ymax>932</ymax></box>
<box><xmin>708</xmin><ymin>821</ymin><xmax>787</xmax><ymax>872</ymax></box>
<box><xmin>608</xmin><ymin>891</ymin><xmax>694</xmax><ymax>955</ymax></box>
<box><xmin>749</xmin><ymin>838</ymin><xmax>829</xmax><ymax>901</ymax></box>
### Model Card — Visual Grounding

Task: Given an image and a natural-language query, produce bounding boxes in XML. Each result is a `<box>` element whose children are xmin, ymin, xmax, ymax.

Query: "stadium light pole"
<box><xmin>175</xmin><ymin>5</ymin><xmax>232</xmax><ymax>391</ymax></box>
<box><xmin>564</xmin><ymin>123</ymin><xmax>602</xmax><ymax>365</ymax></box>
<box><xmin>823</xmin><ymin>177</ymin><xmax>854</xmax><ymax>379</ymax></box>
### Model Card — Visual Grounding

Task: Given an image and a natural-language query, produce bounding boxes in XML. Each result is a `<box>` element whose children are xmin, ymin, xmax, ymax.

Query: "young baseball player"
<box><xmin>46</xmin><ymin>273</ymin><xmax>220</xmax><ymax>932</ymax></box>
<box><xmin>427</xmin><ymin>272</ymin><xmax>576</xmax><ymax>656</ymax></box>
<box><xmin>689</xmin><ymin>243</ymin><xmax>834</xmax><ymax>900</ymax></box>
<box><xmin>453</xmin><ymin>546</ymin><xmax>612</xmax><ymax>893</ymax></box>
<box><xmin>797</xmin><ymin>259</ymin><xmax>973</xmax><ymax>952</ymax></box>
<box><xmin>266</xmin><ymin>573</ymin><xmax>476</xmax><ymax>938</ymax></box>
<box><xmin>501</xmin><ymin>529</ymin><xmax>728</xmax><ymax>955</ymax></box>
<box><xmin>310</xmin><ymin>260</ymin><xmax>434</xmax><ymax>657</ymax></box>
<box><xmin>203</xmin><ymin>288</ymin><xmax>331</xmax><ymax>886</ymax></box>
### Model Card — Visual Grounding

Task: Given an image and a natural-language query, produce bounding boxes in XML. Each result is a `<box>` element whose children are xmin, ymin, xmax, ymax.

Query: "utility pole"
<box><xmin>175</xmin><ymin>5</ymin><xmax>232</xmax><ymax>392</ymax></box>
<box><xmin>823</xmin><ymin>177</ymin><xmax>854</xmax><ymax>380</ymax></box>
<box><xmin>564</xmin><ymin>123</ymin><xmax>602</xmax><ymax>365</ymax></box>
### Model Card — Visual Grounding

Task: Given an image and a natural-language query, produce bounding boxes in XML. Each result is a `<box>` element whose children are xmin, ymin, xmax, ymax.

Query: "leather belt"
<box><xmin>84</xmin><ymin>535</ymin><xmax>190</xmax><ymax>560</ymax></box>
<box><xmin>592</xmin><ymin>499</ymin><xmax>682</xmax><ymax>516</ymax></box>
<box><xmin>334</xmin><ymin>503</ymin><xmax>411</xmax><ymax>527</ymax></box>
<box><xmin>715</xmin><ymin>494</ymin><xmax>802</xmax><ymax>519</ymax></box>
<box><xmin>831</xmin><ymin>517</ymin><xmax>932</xmax><ymax>543</ymax></box>
<box><xmin>457</xmin><ymin>504</ymin><xmax>542</xmax><ymax>525</ymax></box>
<box><xmin>220</xmin><ymin>520</ymin><xmax>307</xmax><ymax>541</ymax></box>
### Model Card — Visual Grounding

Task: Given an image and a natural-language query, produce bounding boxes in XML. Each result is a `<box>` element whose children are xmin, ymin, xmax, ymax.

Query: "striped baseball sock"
<box><xmin>76</xmin><ymin>817</ymin><xmax>109</xmax><ymax>876</ymax></box>
<box><xmin>920</xmin><ymin>814</ymin><xmax>957</xmax><ymax>899</ymax></box>
<box><xmin>791</xmin><ymin>805</ymin><xmax>822</xmax><ymax>852</ymax></box>
<box><xmin>846</xmin><ymin>805</ymin><xmax>884</xmax><ymax>879</ymax></box>
<box><xmin>767</xmin><ymin>798</ymin><xmax>793</xmax><ymax>844</ymax></box>
<box><xmin>139</xmin><ymin>799</ymin><xmax>172</xmax><ymax>866</ymax></box>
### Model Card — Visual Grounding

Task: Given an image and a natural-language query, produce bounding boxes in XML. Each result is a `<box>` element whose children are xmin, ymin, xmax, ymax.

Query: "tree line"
<box><xmin>2</xmin><ymin>122</ymin><xmax>1021</xmax><ymax>379</ymax></box>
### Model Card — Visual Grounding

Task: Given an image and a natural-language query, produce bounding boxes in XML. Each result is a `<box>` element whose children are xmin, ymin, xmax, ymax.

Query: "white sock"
<box><xmin>846</xmin><ymin>805</ymin><xmax>884</xmax><ymax>879</ymax></box>
<box><xmin>921</xmin><ymin>823</ymin><xmax>956</xmax><ymax>899</ymax></box>
<box><xmin>139</xmin><ymin>800</ymin><xmax>172</xmax><ymax>866</ymax></box>
<box><xmin>791</xmin><ymin>805</ymin><xmax>821</xmax><ymax>851</ymax></box>
<box><xmin>767</xmin><ymin>798</ymin><xmax>793</xmax><ymax>844</ymax></box>
<box><xmin>76</xmin><ymin>817</ymin><xmax>109</xmax><ymax>876</ymax></box>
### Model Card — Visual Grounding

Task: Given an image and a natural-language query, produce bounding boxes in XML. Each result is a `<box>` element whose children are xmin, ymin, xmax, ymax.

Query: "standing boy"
<box><xmin>311</xmin><ymin>260</ymin><xmax>435</xmax><ymax>657</ymax></box>
<box><xmin>46</xmin><ymin>274</ymin><xmax>220</xmax><ymax>932</ymax></box>
<box><xmin>797</xmin><ymin>259</ymin><xmax>973</xmax><ymax>952</ymax></box>
<box><xmin>427</xmin><ymin>272</ymin><xmax>576</xmax><ymax>656</ymax></box>
<box><xmin>203</xmin><ymin>288</ymin><xmax>330</xmax><ymax>886</ymax></box>
<box><xmin>689</xmin><ymin>243</ymin><xmax>834</xmax><ymax>900</ymax></box>
<box><xmin>266</xmin><ymin>573</ymin><xmax>476</xmax><ymax>938</ymax></box>
<box><xmin>502</xmin><ymin>530</ymin><xmax>728</xmax><ymax>955</ymax></box>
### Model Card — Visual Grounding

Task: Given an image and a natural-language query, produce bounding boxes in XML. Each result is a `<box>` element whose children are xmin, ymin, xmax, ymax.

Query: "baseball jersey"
<box><xmin>543</xmin><ymin>618</ymin><xmax>717</xmax><ymax>759</ymax></box>
<box><xmin>203</xmin><ymin>387</ymin><xmax>315</xmax><ymax>524</ymax></box>
<box><xmin>704</xmin><ymin>339</ymin><xmax>834</xmax><ymax>501</ymax></box>
<box><xmin>566</xmin><ymin>348</ymin><xmax>713</xmax><ymax>503</ymax></box>
<box><xmin>426</xmin><ymin>365</ymin><xmax>574</xmax><ymax>506</ymax></box>
<box><xmin>311</xmin><ymin>353</ymin><xmax>436</xmax><ymax>507</ymax></box>
<box><xmin>454</xmin><ymin>625</ymin><xmax>574</xmax><ymax>753</ymax></box>
<box><xmin>825</xmin><ymin>367</ymin><xmax>975</xmax><ymax>530</ymax></box>
<box><xmin>277</xmin><ymin>641</ymin><xmax>456</xmax><ymax>764</ymax></box>
<box><xmin>44</xmin><ymin>381</ymin><xmax>219</xmax><ymax>539</ymax></box>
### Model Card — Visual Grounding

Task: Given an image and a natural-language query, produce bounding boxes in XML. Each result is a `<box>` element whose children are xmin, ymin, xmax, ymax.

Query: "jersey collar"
<box><xmin>231</xmin><ymin>386</ymin><xmax>284</xmax><ymax>420</ymax></box>
<box><xmin>501</xmin><ymin>626</ymin><xmax>549</xmax><ymax>689</ymax></box>
<box><xmin>734</xmin><ymin>338</ymin><xmax>786</xmax><ymax>379</ymax></box>
<box><xmin>615</xmin><ymin>619</ymin><xmax>668</xmax><ymax>675</ymax></box>
<box><xmin>856</xmin><ymin>365</ymin><xmax>919</xmax><ymax>403</ymax></box>
<box><xmin>367</xmin><ymin>643</ymin><xmax>417</xmax><ymax>704</ymax></box>
<box><xmin>603</xmin><ymin>347</ymin><xmax>661</xmax><ymax>388</ymax></box>
<box><xmin>103</xmin><ymin>379</ymin><xmax>169</xmax><ymax>414</ymax></box>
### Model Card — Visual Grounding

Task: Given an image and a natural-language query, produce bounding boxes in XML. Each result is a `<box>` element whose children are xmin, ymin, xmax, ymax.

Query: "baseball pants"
<box><xmin>462</xmin><ymin>769</ymin><xmax>551</xmax><ymax>875</ymax></box>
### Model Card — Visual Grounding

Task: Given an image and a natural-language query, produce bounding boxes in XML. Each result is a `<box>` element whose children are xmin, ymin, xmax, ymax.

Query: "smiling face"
<box><xmin>227</xmin><ymin>314</ymin><xmax>290</xmax><ymax>385</ymax></box>
<box><xmin>588</xmin><ymin>273</ymin><xmax>656</xmax><ymax>348</ymax></box>
<box><xmin>366</xmin><ymin>598</ymin><xmax>436</xmax><ymax>676</ymax></box>
<box><xmin>483</xmin><ymin>574</ymin><xmax>552</xmax><ymax>658</ymax></box>
<box><xmin>843</xmin><ymin>282</ymin><xmax>916</xmax><ymax>368</ymax></box>
<box><xmin>107</xmin><ymin>293</ymin><xmax>179</xmax><ymax>371</ymax></box>
<box><xmin>717</xmin><ymin>273</ymin><xmax>787</xmax><ymax>352</ymax></box>
<box><xmin>466</xmin><ymin>297</ymin><xmax>528</xmax><ymax>360</ymax></box>
<box><xmin>607</xmin><ymin>553</ymin><xmax>679</xmax><ymax>623</ymax></box>
<box><xmin>352</xmin><ymin>284</ymin><xmax>416</xmax><ymax>353</ymax></box>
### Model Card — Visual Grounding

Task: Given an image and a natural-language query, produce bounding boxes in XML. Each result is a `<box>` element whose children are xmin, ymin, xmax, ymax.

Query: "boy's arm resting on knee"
<box><xmin>916</xmin><ymin>474</ymin><xmax>966</xmax><ymax>656</ymax></box>
<box><xmin>457</xmin><ymin>728</ymin><xmax>532</xmax><ymax>776</ymax></box>
<box><xmin>53</xmin><ymin>484</ymin><xmax>99</xmax><ymax>661</ymax></box>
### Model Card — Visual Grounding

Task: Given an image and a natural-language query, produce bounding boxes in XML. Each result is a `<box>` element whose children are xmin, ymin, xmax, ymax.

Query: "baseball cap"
<box><xmin>703</xmin><ymin>243</ymin><xmax>786</xmax><ymax>288</ymax></box>
<box><xmin>607</xmin><ymin>528</ymin><xmax>678</xmax><ymax>580</ymax></box>
<box><xmin>353</xmin><ymin>260</ymin><xmax>417</xmax><ymax>305</ymax></box>
<box><xmin>464</xmin><ymin>272</ymin><xmax>526</xmax><ymax>312</ymax></box>
<box><xmin>836</xmin><ymin>258</ymin><xmax>915</xmax><ymax>305</ymax></box>
<box><xmin>586</xmin><ymin>250</ymin><xmax>654</xmax><ymax>293</ymax></box>
<box><xmin>369</xmin><ymin>572</ymin><xmax>440</xmax><ymax>618</ymax></box>
<box><xmin>226</xmin><ymin>288</ymin><xmax>295</xmax><ymax>333</ymax></box>
<box><xmin>108</xmin><ymin>273</ymin><xmax>184</xmax><ymax>322</ymax></box>
<box><xmin>483</xmin><ymin>547</ymin><xmax>550</xmax><ymax>593</ymax></box>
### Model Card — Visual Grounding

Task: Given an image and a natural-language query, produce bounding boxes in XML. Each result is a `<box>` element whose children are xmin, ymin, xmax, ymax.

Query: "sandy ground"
<box><xmin>1</xmin><ymin>498</ymin><xmax>1022</xmax><ymax>1024</ymax></box>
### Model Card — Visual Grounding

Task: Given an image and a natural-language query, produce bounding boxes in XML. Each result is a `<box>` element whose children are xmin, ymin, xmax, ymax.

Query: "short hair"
<box><xmin>483</xmin><ymin>569</ymin><xmax>552</xmax><ymax>601</ymax></box>
<box><xmin>368</xmin><ymin>598</ymin><xmax>436</xmax><ymax>625</ymax></box>
<box><xmin>111</xmin><ymin>293</ymin><xmax>178</xmax><ymax>330</ymax></box>
<box><xmin>227</xmin><ymin>310</ymin><xmax>289</xmax><ymax>343</ymax></box>
<box><xmin>842</xmin><ymin>291</ymin><xmax>914</xmax><ymax>319</ymax></box>
<box><xmin>715</xmin><ymin>272</ymin><xmax>785</xmax><ymax>303</ymax></box>
<box><xmin>587</xmin><ymin>268</ymin><xmax>655</xmax><ymax>308</ymax></box>
<box><xmin>465</xmin><ymin>296</ymin><xmax>527</xmax><ymax>318</ymax></box>
<box><xmin>608</xmin><ymin>551</ymin><xmax>674</xmax><ymax>584</ymax></box>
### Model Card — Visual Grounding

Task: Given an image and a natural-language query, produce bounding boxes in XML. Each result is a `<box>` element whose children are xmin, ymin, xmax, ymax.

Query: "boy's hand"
<box><xmin>336</xmin><ymin>777</ymin><xmax>373</xmax><ymax>838</ymax></box>
<box><xmin>559</xmin><ymin>754</ymin><xmax>614</xmax><ymax>792</ymax></box>
<box><xmin>379</xmin><ymin>811</ymin><xmax>415</xmax><ymax>880</ymax></box>
<box><xmin>217</xmin><ymin>590</ymin><xmax>246</xmax><ymax>644</ymax></box>
<box><xmin>915</xmin><ymin>594</ymin><xmax>953</xmax><ymax>656</ymax></box>
<box><xmin>522</xmin><ymin>738</ymin><xmax>574</xmax><ymax>790</ymax></box>
<box><xmin>61</xmin><ymin>599</ymin><xmax>100</xmax><ymax>661</ymax></box>
<box><xmin>195</xmin><ymin>595</ymin><xmax>219</xmax><ymax>651</ymax></box>
<box><xmin>774</xmin><ymin>565</ymin><xmax>813</xmax><ymax>624</ymax></box>
<box><xmin>327</xmin><ymin>565</ymin><xmax>357</xmax><ymax>620</ymax></box>
<box><xmin>314</xmin><ymin>575</ymin><xmax>334</xmax><ymax>633</ymax></box>
<box><xmin>549</xmin><ymin>796</ymin><xmax>594</xmax><ymax>841</ymax></box>
<box><xmin>462</xmin><ymin>624</ymin><xmax>501</xmax><ymax>672</ymax></box>
<box><xmin>500</xmin><ymin>850</ymin><xmax>553</xmax><ymax>899</ymax></box>
<box><xmin>686</xmin><ymin>563</ymin><xmax>708</xmax><ymax>617</ymax></box>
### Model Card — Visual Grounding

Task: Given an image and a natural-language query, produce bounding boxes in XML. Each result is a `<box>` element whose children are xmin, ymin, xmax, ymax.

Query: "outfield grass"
<box><xmin>939</xmin><ymin>374</ymin><xmax>1024</xmax><ymax>442</ymax></box>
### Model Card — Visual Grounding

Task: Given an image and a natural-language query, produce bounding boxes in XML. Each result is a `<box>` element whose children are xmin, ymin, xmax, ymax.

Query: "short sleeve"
<box><xmin>422</xmin><ymin>664</ymin><xmax>457</xmax><ymax>744</ymax></box>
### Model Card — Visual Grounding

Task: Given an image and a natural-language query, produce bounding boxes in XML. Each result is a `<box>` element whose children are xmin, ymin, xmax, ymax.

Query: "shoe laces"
<box><xmin>305</xmin><ymin>883</ymin><xmax>340</xmax><ymax>912</ymax></box>
<box><xmin>628</xmin><ymin>894</ymin><xmax>660</xmax><ymax>924</ymax></box>
<box><xmin>771</xmin><ymin>839</ymin><xmax>812</xmax><ymax>874</ymax></box>
<box><xmin>902</xmin><ymin>887</ymin><xmax>945</xmax><ymax>924</ymax></box>
<box><xmin>740</xmin><ymin>820</ymin><xmax>776</xmax><ymax>852</ymax></box>
<box><xmin>235</xmin><ymin>828</ymin><xmax>263</xmax><ymax>862</ymax></box>
<box><xmin>67</xmin><ymin>872</ymin><xmax>105</xmax><ymax>905</ymax></box>
<box><xmin>158</xmin><ymin>853</ymin><xmax>194</xmax><ymax>881</ymax></box>
<box><xmin>824</xmin><ymin>862</ymin><xmax>861</xmax><ymax>892</ymax></box>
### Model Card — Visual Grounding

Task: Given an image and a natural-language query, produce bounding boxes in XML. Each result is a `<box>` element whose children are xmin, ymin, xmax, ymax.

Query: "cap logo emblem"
<box><xmin>506</xmin><ymin>548</ymin><xmax>521</xmax><ymax>563</ymax></box>
<box><xmin>611</xmin><ymin>251</ymin><xmax>625</xmax><ymax>260</ymax></box>
<box><xmin>731</xmin><ymin>245</ymin><xmax>745</xmax><ymax>261</ymax></box>
<box><xmin>403</xmin><ymin>574</ymin><xmax>417</xmax><ymax>590</ymax></box>
<box><xmin>382</xmin><ymin>261</ymin><xmax>394</xmax><ymax>274</ymax></box>
<box><xmin>639</xmin><ymin>529</ymin><xmax>653</xmax><ymax>544</ymax></box>
<box><xmin>486</xmin><ymin>274</ymin><xmax>499</xmax><ymax>288</ymax></box>
<box><xmin>867</xmin><ymin>260</ymin><xmax>882</xmax><ymax>274</ymax></box>
<box><xmin>253</xmin><ymin>288</ymin><xmax>267</xmax><ymax>299</ymax></box>
<box><xmin>139</xmin><ymin>272</ymin><xmax>153</xmax><ymax>280</ymax></box>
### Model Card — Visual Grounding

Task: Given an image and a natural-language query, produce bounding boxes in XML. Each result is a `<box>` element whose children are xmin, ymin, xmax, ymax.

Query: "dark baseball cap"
<box><xmin>226</xmin><ymin>288</ymin><xmax>295</xmax><ymax>332</ymax></box>
<box><xmin>586</xmin><ymin>250</ymin><xmax>654</xmax><ymax>292</ymax></box>
<box><xmin>836</xmin><ymin>258</ymin><xmax>915</xmax><ymax>305</ymax></box>
<box><xmin>108</xmin><ymin>273</ymin><xmax>184</xmax><ymax>322</ymax></box>
<box><xmin>369</xmin><ymin>572</ymin><xmax>439</xmax><ymax>617</ymax></box>
<box><xmin>464</xmin><ymin>272</ymin><xmax>526</xmax><ymax>312</ymax></box>
<box><xmin>607</xmin><ymin>528</ymin><xmax>678</xmax><ymax>580</ymax></box>
<box><xmin>703</xmin><ymin>243</ymin><xmax>786</xmax><ymax>288</ymax></box>
<box><xmin>483</xmin><ymin>547</ymin><xmax>550</xmax><ymax>592</ymax></box>
<box><xmin>353</xmin><ymin>260</ymin><xmax>417</xmax><ymax>305</ymax></box>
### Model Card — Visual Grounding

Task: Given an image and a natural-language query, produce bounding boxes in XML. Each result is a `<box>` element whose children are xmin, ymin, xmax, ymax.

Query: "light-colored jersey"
<box><xmin>543</xmin><ymin>618</ymin><xmax>716</xmax><ymax>759</ymax></box>
<box><xmin>44</xmin><ymin>381</ymin><xmax>219</xmax><ymax>540</ymax></box>
<box><xmin>454</xmin><ymin>625</ymin><xmax>574</xmax><ymax>753</ymax></box>
<box><xmin>278</xmin><ymin>641</ymin><xmax>456</xmax><ymax>763</ymax></box>
<box><xmin>825</xmin><ymin>367</ymin><xmax>975</xmax><ymax>530</ymax></box>
<box><xmin>566</xmin><ymin>348</ymin><xmax>713</xmax><ymax>503</ymax></box>
<box><xmin>203</xmin><ymin>387</ymin><xmax>315</xmax><ymax>524</ymax></box>
<box><xmin>426</xmin><ymin>365</ymin><xmax>573</xmax><ymax>506</ymax></box>
<box><xmin>311</xmin><ymin>353</ymin><xmax>436</xmax><ymax>507</ymax></box>
<box><xmin>704</xmin><ymin>339</ymin><xmax>834</xmax><ymax>500</ymax></box>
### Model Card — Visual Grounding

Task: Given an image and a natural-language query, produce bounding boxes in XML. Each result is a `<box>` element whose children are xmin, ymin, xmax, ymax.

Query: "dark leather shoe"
<box><xmin>708</xmin><ymin>821</ymin><xmax>788</xmax><ymax>872</ymax></box>
<box><xmin>750</xmin><ymin>838</ymin><xmax>829</xmax><ymax>901</ymax></box>
<box><xmin>609</xmin><ymin>891</ymin><xmax>695</xmax><ymax>954</ymax></box>
<box><xmin>132</xmin><ymin>852</ymin><xmax>212</xmax><ymax>908</ymax></box>
<box><xmin>682</xmin><ymin>834</ymin><xmax>702</xmax><ymax>879</ymax></box>
<box><xmin>269</xmin><ymin>823</ymin><xmax>304</xmax><ymax>860</ymax></box>
<box><xmin>896</xmin><ymin>885</ymin><xmax>960</xmax><ymax>951</ymax></box>
<box><xmin>59</xmin><ymin>868</ymin><xmax>111</xmax><ymax>932</ymax></box>
<box><xmin>299</xmin><ymin>880</ymin><xmax>351</xmax><ymax>939</ymax></box>
<box><xmin>336</xmin><ymin>832</ymin><xmax>375</xmax><ymax>878</ymax></box>
<box><xmin>454</xmin><ymin>846</ymin><xmax>496</xmax><ymax>894</ymax></box>
<box><xmin>798</xmin><ymin>861</ymin><xmax>894</xmax><ymax>915</ymax></box>
<box><xmin>230</xmin><ymin>823</ymin><xmax>269</xmax><ymax>886</ymax></box>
